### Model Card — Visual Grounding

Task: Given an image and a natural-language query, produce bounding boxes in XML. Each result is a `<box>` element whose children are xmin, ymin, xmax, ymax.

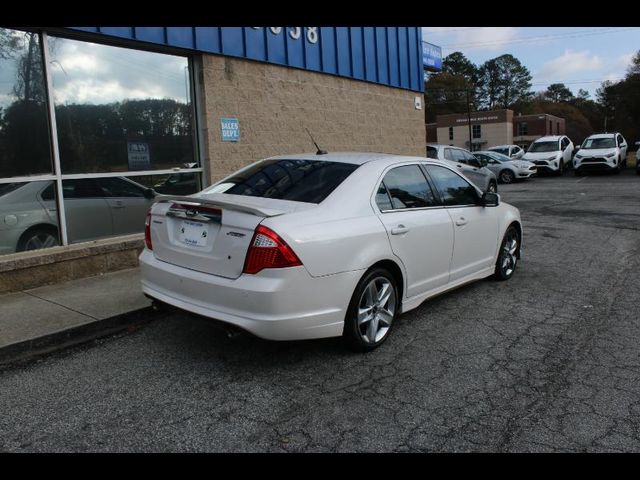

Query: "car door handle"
<box><xmin>455</xmin><ymin>217</ymin><xmax>468</xmax><ymax>226</ymax></box>
<box><xmin>391</xmin><ymin>225</ymin><xmax>409</xmax><ymax>235</ymax></box>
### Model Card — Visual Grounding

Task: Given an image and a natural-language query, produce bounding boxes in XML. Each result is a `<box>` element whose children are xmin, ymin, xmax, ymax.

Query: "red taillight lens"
<box><xmin>144</xmin><ymin>210</ymin><xmax>153</xmax><ymax>250</ymax></box>
<box><xmin>243</xmin><ymin>225</ymin><xmax>302</xmax><ymax>274</ymax></box>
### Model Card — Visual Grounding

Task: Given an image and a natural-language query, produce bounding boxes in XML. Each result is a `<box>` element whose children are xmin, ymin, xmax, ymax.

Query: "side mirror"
<box><xmin>480</xmin><ymin>191</ymin><xmax>499</xmax><ymax>207</ymax></box>
<box><xmin>144</xmin><ymin>188</ymin><xmax>156</xmax><ymax>199</ymax></box>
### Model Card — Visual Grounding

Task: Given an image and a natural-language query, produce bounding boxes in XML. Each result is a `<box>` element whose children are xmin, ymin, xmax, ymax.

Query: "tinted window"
<box><xmin>62</xmin><ymin>179</ymin><xmax>105</xmax><ymax>199</ymax></box>
<box><xmin>210</xmin><ymin>159</ymin><xmax>359</xmax><ymax>204</ymax></box>
<box><xmin>381</xmin><ymin>165</ymin><xmax>437</xmax><ymax>209</ymax></box>
<box><xmin>424</xmin><ymin>165</ymin><xmax>478</xmax><ymax>206</ymax></box>
<box><xmin>375</xmin><ymin>183</ymin><xmax>393</xmax><ymax>211</ymax></box>
<box><xmin>426</xmin><ymin>146</ymin><xmax>438</xmax><ymax>159</ymax></box>
<box><xmin>444</xmin><ymin>148</ymin><xmax>455</xmax><ymax>161</ymax></box>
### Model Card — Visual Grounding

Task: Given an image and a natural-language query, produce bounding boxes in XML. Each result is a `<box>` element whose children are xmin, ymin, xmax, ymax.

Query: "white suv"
<box><xmin>522</xmin><ymin>135</ymin><xmax>574</xmax><ymax>175</ymax></box>
<box><xmin>574</xmin><ymin>133</ymin><xmax>628</xmax><ymax>175</ymax></box>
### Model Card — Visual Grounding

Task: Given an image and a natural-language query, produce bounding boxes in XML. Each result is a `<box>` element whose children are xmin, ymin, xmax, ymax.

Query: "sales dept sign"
<box><xmin>221</xmin><ymin>117</ymin><xmax>240</xmax><ymax>142</ymax></box>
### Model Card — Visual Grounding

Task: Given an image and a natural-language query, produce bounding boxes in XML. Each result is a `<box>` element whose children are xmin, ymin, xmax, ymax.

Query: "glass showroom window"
<box><xmin>47</xmin><ymin>36</ymin><xmax>201</xmax><ymax>245</ymax></box>
<box><xmin>0</xmin><ymin>28</ymin><xmax>60</xmax><ymax>255</ymax></box>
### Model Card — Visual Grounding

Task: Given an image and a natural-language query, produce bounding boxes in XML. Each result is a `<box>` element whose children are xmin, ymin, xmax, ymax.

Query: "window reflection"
<box><xmin>0</xmin><ymin>180</ymin><xmax>60</xmax><ymax>254</ymax></box>
<box><xmin>0</xmin><ymin>28</ymin><xmax>52</xmax><ymax>177</ymax></box>
<box><xmin>48</xmin><ymin>37</ymin><xmax>195</xmax><ymax>174</ymax></box>
<box><xmin>62</xmin><ymin>173</ymin><xmax>200</xmax><ymax>244</ymax></box>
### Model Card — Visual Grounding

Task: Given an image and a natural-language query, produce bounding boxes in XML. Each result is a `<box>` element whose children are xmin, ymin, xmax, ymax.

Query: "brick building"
<box><xmin>426</xmin><ymin>109</ymin><xmax>565</xmax><ymax>151</ymax></box>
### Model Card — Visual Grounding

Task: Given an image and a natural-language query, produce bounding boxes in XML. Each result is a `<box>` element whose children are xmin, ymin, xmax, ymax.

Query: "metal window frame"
<box><xmin>1</xmin><ymin>30</ymin><xmax>203</xmax><ymax>250</ymax></box>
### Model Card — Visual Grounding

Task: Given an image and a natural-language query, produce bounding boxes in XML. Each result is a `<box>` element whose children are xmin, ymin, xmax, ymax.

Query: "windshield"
<box><xmin>206</xmin><ymin>159</ymin><xmax>359</xmax><ymax>204</ymax></box>
<box><xmin>490</xmin><ymin>147</ymin><xmax>509</xmax><ymax>156</ymax></box>
<box><xmin>581</xmin><ymin>137</ymin><xmax>616</xmax><ymax>149</ymax></box>
<box><xmin>528</xmin><ymin>141</ymin><xmax>559</xmax><ymax>153</ymax></box>
<box><xmin>481</xmin><ymin>152</ymin><xmax>511</xmax><ymax>163</ymax></box>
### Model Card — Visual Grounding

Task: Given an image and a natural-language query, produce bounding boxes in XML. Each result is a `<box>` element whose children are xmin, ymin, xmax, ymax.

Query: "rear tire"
<box><xmin>16</xmin><ymin>225</ymin><xmax>59</xmax><ymax>252</ymax></box>
<box><xmin>493</xmin><ymin>225</ymin><xmax>520</xmax><ymax>281</ymax></box>
<box><xmin>343</xmin><ymin>268</ymin><xmax>399</xmax><ymax>352</ymax></box>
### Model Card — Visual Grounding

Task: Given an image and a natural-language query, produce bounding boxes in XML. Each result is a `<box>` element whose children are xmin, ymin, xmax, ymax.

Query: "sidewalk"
<box><xmin>0</xmin><ymin>268</ymin><xmax>152</xmax><ymax>366</ymax></box>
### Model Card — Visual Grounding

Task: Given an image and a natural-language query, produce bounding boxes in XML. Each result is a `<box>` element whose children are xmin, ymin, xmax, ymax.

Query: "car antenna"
<box><xmin>305</xmin><ymin>127</ymin><xmax>327</xmax><ymax>155</ymax></box>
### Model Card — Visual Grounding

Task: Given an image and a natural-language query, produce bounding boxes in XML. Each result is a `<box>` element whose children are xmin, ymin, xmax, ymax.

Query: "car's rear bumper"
<box><xmin>139</xmin><ymin>249</ymin><xmax>361</xmax><ymax>341</ymax></box>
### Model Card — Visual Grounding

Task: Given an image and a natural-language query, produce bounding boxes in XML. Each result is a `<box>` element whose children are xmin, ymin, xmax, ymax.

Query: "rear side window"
<box><xmin>210</xmin><ymin>159</ymin><xmax>359</xmax><ymax>204</ymax></box>
<box><xmin>380</xmin><ymin>165</ymin><xmax>438</xmax><ymax>209</ymax></box>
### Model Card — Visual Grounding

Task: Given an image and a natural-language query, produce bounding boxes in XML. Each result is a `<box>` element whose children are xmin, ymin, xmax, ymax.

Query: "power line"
<box><xmin>441</xmin><ymin>27</ymin><xmax>640</xmax><ymax>50</ymax></box>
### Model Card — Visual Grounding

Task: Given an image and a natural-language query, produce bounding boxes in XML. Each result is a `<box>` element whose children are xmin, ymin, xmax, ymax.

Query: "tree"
<box><xmin>544</xmin><ymin>83</ymin><xmax>574</xmax><ymax>103</ymax></box>
<box><xmin>476</xmin><ymin>54</ymin><xmax>532</xmax><ymax>110</ymax></box>
<box><xmin>442</xmin><ymin>51</ymin><xmax>478</xmax><ymax>84</ymax></box>
<box><xmin>424</xmin><ymin>72</ymin><xmax>471</xmax><ymax>123</ymax></box>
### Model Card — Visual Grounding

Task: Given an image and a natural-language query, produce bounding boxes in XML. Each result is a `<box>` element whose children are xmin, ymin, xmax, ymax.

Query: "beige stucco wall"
<box><xmin>436</xmin><ymin>123</ymin><xmax>513</xmax><ymax>150</ymax></box>
<box><xmin>199</xmin><ymin>55</ymin><xmax>426</xmax><ymax>183</ymax></box>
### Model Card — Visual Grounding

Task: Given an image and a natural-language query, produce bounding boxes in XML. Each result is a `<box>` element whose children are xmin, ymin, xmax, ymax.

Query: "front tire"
<box><xmin>487</xmin><ymin>181</ymin><xmax>498</xmax><ymax>193</ymax></box>
<box><xmin>343</xmin><ymin>268</ymin><xmax>399</xmax><ymax>352</ymax></box>
<box><xmin>493</xmin><ymin>226</ymin><xmax>520</xmax><ymax>281</ymax></box>
<box><xmin>499</xmin><ymin>170</ymin><xmax>515</xmax><ymax>184</ymax></box>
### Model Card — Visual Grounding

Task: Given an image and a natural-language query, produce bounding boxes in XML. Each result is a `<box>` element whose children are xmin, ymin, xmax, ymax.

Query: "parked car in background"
<box><xmin>140</xmin><ymin>152</ymin><xmax>522</xmax><ymax>352</ymax></box>
<box><xmin>487</xmin><ymin>144</ymin><xmax>525</xmax><ymax>160</ymax></box>
<box><xmin>473</xmin><ymin>151</ymin><xmax>537</xmax><ymax>184</ymax></box>
<box><xmin>426</xmin><ymin>144</ymin><xmax>498</xmax><ymax>193</ymax></box>
<box><xmin>0</xmin><ymin>177</ymin><xmax>156</xmax><ymax>255</ymax></box>
<box><xmin>573</xmin><ymin>133</ymin><xmax>628</xmax><ymax>175</ymax></box>
<box><xmin>521</xmin><ymin>135</ymin><xmax>574</xmax><ymax>175</ymax></box>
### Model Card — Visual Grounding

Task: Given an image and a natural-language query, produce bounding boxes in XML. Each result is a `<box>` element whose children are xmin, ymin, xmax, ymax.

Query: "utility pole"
<box><xmin>466</xmin><ymin>89</ymin><xmax>473</xmax><ymax>151</ymax></box>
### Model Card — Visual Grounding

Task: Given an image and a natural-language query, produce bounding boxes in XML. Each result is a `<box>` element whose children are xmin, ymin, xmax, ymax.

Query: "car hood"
<box><xmin>522</xmin><ymin>151</ymin><xmax>561</xmax><ymax>161</ymax></box>
<box><xmin>576</xmin><ymin>148</ymin><xmax>617</xmax><ymax>157</ymax></box>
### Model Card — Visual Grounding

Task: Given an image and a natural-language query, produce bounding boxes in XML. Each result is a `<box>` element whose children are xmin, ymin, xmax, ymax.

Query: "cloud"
<box><xmin>535</xmin><ymin>50</ymin><xmax>603</xmax><ymax>82</ymax></box>
<box><xmin>424</xmin><ymin>27</ymin><xmax>519</xmax><ymax>52</ymax></box>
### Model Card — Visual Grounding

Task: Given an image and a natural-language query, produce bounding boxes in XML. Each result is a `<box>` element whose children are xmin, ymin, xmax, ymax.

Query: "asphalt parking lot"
<box><xmin>1</xmin><ymin>168</ymin><xmax>639</xmax><ymax>452</ymax></box>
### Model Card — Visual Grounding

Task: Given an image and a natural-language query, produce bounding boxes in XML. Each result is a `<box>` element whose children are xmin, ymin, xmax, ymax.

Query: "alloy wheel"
<box><xmin>357</xmin><ymin>276</ymin><xmax>396</xmax><ymax>345</ymax></box>
<box><xmin>23</xmin><ymin>232</ymin><xmax>59</xmax><ymax>250</ymax></box>
<box><xmin>499</xmin><ymin>230</ymin><xmax>518</xmax><ymax>277</ymax></box>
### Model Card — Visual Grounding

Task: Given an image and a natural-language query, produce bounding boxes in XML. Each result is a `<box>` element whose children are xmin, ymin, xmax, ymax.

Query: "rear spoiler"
<box><xmin>153</xmin><ymin>194</ymin><xmax>288</xmax><ymax>217</ymax></box>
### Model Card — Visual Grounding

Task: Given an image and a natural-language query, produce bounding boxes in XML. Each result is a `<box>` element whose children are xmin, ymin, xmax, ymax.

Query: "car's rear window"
<box><xmin>209</xmin><ymin>159</ymin><xmax>359</xmax><ymax>204</ymax></box>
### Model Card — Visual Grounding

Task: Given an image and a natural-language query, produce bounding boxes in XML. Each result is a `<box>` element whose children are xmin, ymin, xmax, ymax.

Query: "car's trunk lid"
<box><xmin>149</xmin><ymin>193</ymin><xmax>314</xmax><ymax>279</ymax></box>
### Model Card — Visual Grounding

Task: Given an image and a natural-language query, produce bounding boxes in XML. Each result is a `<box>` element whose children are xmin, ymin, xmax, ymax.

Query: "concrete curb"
<box><xmin>0</xmin><ymin>307</ymin><xmax>158</xmax><ymax>369</ymax></box>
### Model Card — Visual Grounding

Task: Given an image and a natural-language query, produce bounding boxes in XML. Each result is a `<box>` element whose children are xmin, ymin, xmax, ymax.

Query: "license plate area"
<box><xmin>178</xmin><ymin>220</ymin><xmax>210</xmax><ymax>248</ymax></box>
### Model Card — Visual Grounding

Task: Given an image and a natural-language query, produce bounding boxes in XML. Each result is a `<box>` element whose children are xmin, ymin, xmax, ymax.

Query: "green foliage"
<box><xmin>476</xmin><ymin>54</ymin><xmax>533</xmax><ymax>109</ymax></box>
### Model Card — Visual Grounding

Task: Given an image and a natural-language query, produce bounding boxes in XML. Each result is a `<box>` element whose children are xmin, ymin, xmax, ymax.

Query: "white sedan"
<box><xmin>140</xmin><ymin>153</ymin><xmax>522</xmax><ymax>351</ymax></box>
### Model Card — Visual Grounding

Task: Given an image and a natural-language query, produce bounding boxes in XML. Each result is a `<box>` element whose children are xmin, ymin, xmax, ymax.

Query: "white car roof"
<box><xmin>488</xmin><ymin>145</ymin><xmax>515</xmax><ymax>149</ymax></box>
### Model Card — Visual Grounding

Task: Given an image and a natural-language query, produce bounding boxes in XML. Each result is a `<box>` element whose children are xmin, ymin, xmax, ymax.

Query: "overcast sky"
<box><xmin>422</xmin><ymin>27</ymin><xmax>640</xmax><ymax>98</ymax></box>
<box><xmin>48</xmin><ymin>36</ymin><xmax>190</xmax><ymax>106</ymax></box>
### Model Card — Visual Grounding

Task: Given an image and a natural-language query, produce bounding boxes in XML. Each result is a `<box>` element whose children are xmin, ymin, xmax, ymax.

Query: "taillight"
<box><xmin>144</xmin><ymin>210</ymin><xmax>153</xmax><ymax>250</ymax></box>
<box><xmin>243</xmin><ymin>225</ymin><xmax>302</xmax><ymax>274</ymax></box>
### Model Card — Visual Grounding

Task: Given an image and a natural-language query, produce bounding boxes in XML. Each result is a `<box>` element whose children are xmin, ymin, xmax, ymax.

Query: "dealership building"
<box><xmin>426</xmin><ymin>109</ymin><xmax>566</xmax><ymax>151</ymax></box>
<box><xmin>0</xmin><ymin>27</ymin><xmax>435</xmax><ymax>292</ymax></box>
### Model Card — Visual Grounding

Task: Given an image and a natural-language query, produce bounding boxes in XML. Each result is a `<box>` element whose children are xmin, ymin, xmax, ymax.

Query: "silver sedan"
<box><xmin>473</xmin><ymin>151</ymin><xmax>537</xmax><ymax>184</ymax></box>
